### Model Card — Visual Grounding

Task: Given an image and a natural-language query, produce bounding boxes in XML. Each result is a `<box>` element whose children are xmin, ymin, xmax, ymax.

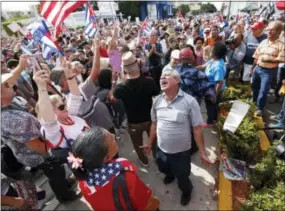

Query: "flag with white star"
<box><xmin>87</xmin><ymin>162</ymin><xmax>123</xmax><ymax>188</ymax></box>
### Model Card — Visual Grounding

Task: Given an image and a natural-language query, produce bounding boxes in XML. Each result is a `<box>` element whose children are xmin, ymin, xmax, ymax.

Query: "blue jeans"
<box><xmin>156</xmin><ymin>147</ymin><xmax>193</xmax><ymax>195</ymax></box>
<box><xmin>205</xmin><ymin>91</ymin><xmax>222</xmax><ymax>124</ymax></box>
<box><xmin>252</xmin><ymin>66</ymin><xmax>275</xmax><ymax>110</ymax></box>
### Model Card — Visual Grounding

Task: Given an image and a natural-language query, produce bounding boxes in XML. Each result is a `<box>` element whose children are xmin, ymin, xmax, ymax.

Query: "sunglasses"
<box><xmin>3</xmin><ymin>82</ymin><xmax>10</xmax><ymax>88</ymax></box>
<box><xmin>57</xmin><ymin>104</ymin><xmax>66</xmax><ymax>111</ymax></box>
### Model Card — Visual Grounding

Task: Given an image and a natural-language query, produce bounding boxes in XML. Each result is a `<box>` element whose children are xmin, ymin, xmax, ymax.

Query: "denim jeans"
<box><xmin>205</xmin><ymin>91</ymin><xmax>222</xmax><ymax>124</ymax></box>
<box><xmin>156</xmin><ymin>147</ymin><xmax>193</xmax><ymax>195</ymax></box>
<box><xmin>252</xmin><ymin>66</ymin><xmax>275</xmax><ymax>110</ymax></box>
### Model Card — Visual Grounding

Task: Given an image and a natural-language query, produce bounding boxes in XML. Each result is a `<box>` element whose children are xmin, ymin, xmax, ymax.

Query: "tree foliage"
<box><xmin>201</xmin><ymin>3</ymin><xmax>217</xmax><ymax>13</ymax></box>
<box><xmin>190</xmin><ymin>3</ymin><xmax>217</xmax><ymax>15</ymax></box>
<box><xmin>118</xmin><ymin>2</ymin><xmax>140</xmax><ymax>20</ymax></box>
<box><xmin>173</xmin><ymin>4</ymin><xmax>190</xmax><ymax>17</ymax></box>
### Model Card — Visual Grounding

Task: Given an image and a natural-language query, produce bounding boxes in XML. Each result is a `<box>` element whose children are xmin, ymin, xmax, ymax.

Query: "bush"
<box><xmin>218</xmin><ymin>100</ymin><xmax>260</xmax><ymax>163</ymax></box>
<box><xmin>243</xmin><ymin>181</ymin><xmax>285</xmax><ymax>211</ymax></box>
<box><xmin>222</xmin><ymin>84</ymin><xmax>252</xmax><ymax>102</ymax></box>
<box><xmin>248</xmin><ymin>141</ymin><xmax>285</xmax><ymax>189</ymax></box>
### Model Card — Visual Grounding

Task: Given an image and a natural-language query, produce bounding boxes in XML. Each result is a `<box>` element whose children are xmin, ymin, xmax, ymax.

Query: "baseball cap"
<box><xmin>1</xmin><ymin>73</ymin><xmax>13</xmax><ymax>84</ymax></box>
<box><xmin>171</xmin><ymin>50</ymin><xmax>180</xmax><ymax>60</ymax></box>
<box><xmin>251</xmin><ymin>21</ymin><xmax>265</xmax><ymax>30</ymax></box>
<box><xmin>179</xmin><ymin>48</ymin><xmax>194</xmax><ymax>59</ymax></box>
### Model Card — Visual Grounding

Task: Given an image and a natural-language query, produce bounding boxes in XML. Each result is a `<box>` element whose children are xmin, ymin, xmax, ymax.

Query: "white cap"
<box><xmin>1</xmin><ymin>73</ymin><xmax>13</xmax><ymax>84</ymax></box>
<box><xmin>171</xmin><ymin>50</ymin><xmax>180</xmax><ymax>60</ymax></box>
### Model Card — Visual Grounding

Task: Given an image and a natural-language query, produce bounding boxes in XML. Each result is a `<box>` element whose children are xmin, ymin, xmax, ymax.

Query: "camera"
<box><xmin>225</xmin><ymin>37</ymin><xmax>236</xmax><ymax>46</ymax></box>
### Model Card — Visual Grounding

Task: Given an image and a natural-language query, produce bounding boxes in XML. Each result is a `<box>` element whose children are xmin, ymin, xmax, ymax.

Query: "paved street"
<box><xmin>55</xmin><ymin>102</ymin><xmax>219</xmax><ymax>210</ymax></box>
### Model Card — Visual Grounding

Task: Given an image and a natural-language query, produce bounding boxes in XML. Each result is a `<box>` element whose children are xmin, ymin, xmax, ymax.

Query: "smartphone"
<box><xmin>29</xmin><ymin>57</ymin><xmax>41</xmax><ymax>72</ymax></box>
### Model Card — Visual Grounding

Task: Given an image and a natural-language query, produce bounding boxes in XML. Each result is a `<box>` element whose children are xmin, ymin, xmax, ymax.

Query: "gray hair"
<box><xmin>162</xmin><ymin>70</ymin><xmax>181</xmax><ymax>83</ymax></box>
<box><xmin>72</xmin><ymin>127</ymin><xmax>109</xmax><ymax>171</ymax></box>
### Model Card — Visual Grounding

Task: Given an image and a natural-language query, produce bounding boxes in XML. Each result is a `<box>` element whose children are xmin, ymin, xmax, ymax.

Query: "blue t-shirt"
<box><xmin>205</xmin><ymin>59</ymin><xmax>226</xmax><ymax>91</ymax></box>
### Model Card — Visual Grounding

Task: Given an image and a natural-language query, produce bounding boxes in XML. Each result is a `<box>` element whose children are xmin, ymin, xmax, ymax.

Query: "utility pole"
<box><xmin>227</xmin><ymin>0</ymin><xmax>232</xmax><ymax>20</ymax></box>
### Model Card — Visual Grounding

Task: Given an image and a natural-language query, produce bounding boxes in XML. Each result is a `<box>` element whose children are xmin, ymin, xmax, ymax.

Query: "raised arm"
<box><xmin>109</xmin><ymin>21</ymin><xmax>120</xmax><ymax>51</ymax></box>
<box><xmin>89</xmin><ymin>32</ymin><xmax>101</xmax><ymax>82</ymax></box>
<box><xmin>33</xmin><ymin>70</ymin><xmax>56</xmax><ymax>123</ymax></box>
<box><xmin>7</xmin><ymin>55</ymin><xmax>29</xmax><ymax>86</ymax></box>
<box><xmin>61</xmin><ymin>57</ymin><xmax>83</xmax><ymax>115</ymax></box>
<box><xmin>61</xmin><ymin>57</ymin><xmax>81</xmax><ymax>96</ymax></box>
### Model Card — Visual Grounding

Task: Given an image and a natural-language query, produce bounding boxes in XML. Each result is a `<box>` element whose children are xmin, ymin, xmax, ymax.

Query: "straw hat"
<box><xmin>122</xmin><ymin>51</ymin><xmax>137</xmax><ymax>67</ymax></box>
<box><xmin>165</xmin><ymin>27</ymin><xmax>175</xmax><ymax>35</ymax></box>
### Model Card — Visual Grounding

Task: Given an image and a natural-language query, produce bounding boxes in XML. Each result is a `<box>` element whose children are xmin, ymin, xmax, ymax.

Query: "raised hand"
<box><xmin>18</xmin><ymin>54</ymin><xmax>29</xmax><ymax>69</ymax></box>
<box><xmin>33</xmin><ymin>70</ymin><xmax>50</xmax><ymax>89</ymax></box>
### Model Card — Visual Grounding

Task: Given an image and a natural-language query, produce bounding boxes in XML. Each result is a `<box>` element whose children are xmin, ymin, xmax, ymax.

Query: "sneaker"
<box><xmin>202</xmin><ymin>122</ymin><xmax>214</xmax><ymax>128</ymax></box>
<box><xmin>254</xmin><ymin>110</ymin><xmax>263</xmax><ymax>117</ymax></box>
<box><xmin>163</xmin><ymin>176</ymin><xmax>175</xmax><ymax>185</ymax></box>
<box><xmin>269</xmin><ymin>122</ymin><xmax>285</xmax><ymax>129</ymax></box>
<box><xmin>270</xmin><ymin>114</ymin><xmax>282</xmax><ymax>121</ymax></box>
<box><xmin>139</xmin><ymin>158</ymin><xmax>149</xmax><ymax>167</ymax></box>
<box><xmin>180</xmin><ymin>193</ymin><xmax>191</xmax><ymax>206</ymax></box>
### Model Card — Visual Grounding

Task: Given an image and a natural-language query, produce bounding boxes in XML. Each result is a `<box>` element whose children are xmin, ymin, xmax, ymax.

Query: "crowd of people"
<box><xmin>1</xmin><ymin>12</ymin><xmax>285</xmax><ymax>210</ymax></box>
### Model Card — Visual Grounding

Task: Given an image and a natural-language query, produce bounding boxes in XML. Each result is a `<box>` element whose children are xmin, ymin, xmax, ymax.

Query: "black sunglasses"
<box><xmin>57</xmin><ymin>104</ymin><xmax>66</xmax><ymax>111</ymax></box>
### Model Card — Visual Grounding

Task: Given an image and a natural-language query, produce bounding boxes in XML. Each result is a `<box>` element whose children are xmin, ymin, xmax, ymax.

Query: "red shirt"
<box><xmin>79</xmin><ymin>158</ymin><xmax>152</xmax><ymax>210</ymax></box>
<box><xmin>100</xmin><ymin>47</ymin><xmax>109</xmax><ymax>58</ymax></box>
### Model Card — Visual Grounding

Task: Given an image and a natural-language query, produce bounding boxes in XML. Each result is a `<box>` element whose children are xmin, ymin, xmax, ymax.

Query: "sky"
<box><xmin>1</xmin><ymin>1</ymin><xmax>223</xmax><ymax>12</ymax></box>
<box><xmin>2</xmin><ymin>1</ymin><xmax>39</xmax><ymax>11</ymax></box>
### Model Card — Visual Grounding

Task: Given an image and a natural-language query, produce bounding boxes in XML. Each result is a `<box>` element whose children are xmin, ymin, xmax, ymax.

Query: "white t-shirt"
<box><xmin>41</xmin><ymin>115</ymin><xmax>89</xmax><ymax>149</ymax></box>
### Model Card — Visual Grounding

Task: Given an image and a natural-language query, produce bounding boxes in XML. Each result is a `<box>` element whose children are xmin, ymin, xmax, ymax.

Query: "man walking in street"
<box><xmin>141</xmin><ymin>70</ymin><xmax>212</xmax><ymax>206</ymax></box>
<box><xmin>112</xmin><ymin>51</ymin><xmax>159</xmax><ymax>166</ymax></box>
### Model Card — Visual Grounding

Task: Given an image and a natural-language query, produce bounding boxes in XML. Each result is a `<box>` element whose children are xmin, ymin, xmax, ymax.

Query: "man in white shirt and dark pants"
<box><xmin>141</xmin><ymin>70</ymin><xmax>212</xmax><ymax>206</ymax></box>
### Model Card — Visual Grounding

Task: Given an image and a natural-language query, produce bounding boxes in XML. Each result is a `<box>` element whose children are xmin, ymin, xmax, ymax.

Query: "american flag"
<box><xmin>39</xmin><ymin>0</ymin><xmax>86</xmax><ymax>38</ymax></box>
<box><xmin>86</xmin><ymin>162</ymin><xmax>125</xmax><ymax>192</ymax></box>
<box><xmin>84</xmin><ymin>2</ymin><xmax>97</xmax><ymax>38</ymax></box>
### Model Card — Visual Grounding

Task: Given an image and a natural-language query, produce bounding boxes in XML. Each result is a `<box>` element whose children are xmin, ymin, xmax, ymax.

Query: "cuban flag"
<box><xmin>141</xmin><ymin>17</ymin><xmax>152</xmax><ymax>35</ymax></box>
<box><xmin>84</xmin><ymin>3</ymin><xmax>97</xmax><ymax>38</ymax></box>
<box><xmin>31</xmin><ymin>20</ymin><xmax>63</xmax><ymax>60</ymax></box>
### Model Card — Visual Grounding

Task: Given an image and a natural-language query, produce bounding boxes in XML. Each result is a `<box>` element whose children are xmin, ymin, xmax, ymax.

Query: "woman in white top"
<box><xmin>35</xmin><ymin>56</ymin><xmax>89</xmax><ymax>150</ymax></box>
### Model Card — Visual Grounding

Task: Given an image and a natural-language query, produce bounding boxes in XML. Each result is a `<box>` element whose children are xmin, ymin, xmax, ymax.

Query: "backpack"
<box><xmin>1</xmin><ymin>144</ymin><xmax>24</xmax><ymax>180</ymax></box>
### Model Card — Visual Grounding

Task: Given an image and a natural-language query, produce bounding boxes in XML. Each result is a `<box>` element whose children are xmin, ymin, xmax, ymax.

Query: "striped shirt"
<box><xmin>253</xmin><ymin>38</ymin><xmax>285</xmax><ymax>69</ymax></box>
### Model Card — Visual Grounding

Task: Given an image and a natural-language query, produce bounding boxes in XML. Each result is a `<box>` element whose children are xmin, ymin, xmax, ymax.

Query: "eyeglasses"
<box><xmin>57</xmin><ymin>104</ymin><xmax>66</xmax><ymax>111</ymax></box>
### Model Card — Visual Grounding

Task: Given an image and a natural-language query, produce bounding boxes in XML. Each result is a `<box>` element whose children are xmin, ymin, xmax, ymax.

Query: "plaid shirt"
<box><xmin>175</xmin><ymin>64</ymin><xmax>216</xmax><ymax>104</ymax></box>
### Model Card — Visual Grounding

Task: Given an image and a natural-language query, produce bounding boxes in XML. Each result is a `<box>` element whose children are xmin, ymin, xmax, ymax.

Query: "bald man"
<box><xmin>252</xmin><ymin>21</ymin><xmax>285</xmax><ymax>116</ymax></box>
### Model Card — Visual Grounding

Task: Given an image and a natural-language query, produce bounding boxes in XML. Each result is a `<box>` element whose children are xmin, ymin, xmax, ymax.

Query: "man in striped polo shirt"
<box><xmin>251</xmin><ymin>21</ymin><xmax>285</xmax><ymax>116</ymax></box>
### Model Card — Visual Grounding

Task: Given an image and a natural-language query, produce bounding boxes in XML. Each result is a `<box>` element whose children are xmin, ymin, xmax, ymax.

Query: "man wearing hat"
<box><xmin>163</xmin><ymin>49</ymin><xmax>181</xmax><ymax>73</ymax></box>
<box><xmin>164</xmin><ymin>35</ymin><xmax>179</xmax><ymax>66</ymax></box>
<box><xmin>145</xmin><ymin>30</ymin><xmax>163</xmax><ymax>91</ymax></box>
<box><xmin>112</xmin><ymin>51</ymin><xmax>159</xmax><ymax>166</ymax></box>
<box><xmin>1</xmin><ymin>55</ymin><xmax>81</xmax><ymax>203</ymax></box>
<box><xmin>242</xmin><ymin>21</ymin><xmax>267</xmax><ymax>82</ymax></box>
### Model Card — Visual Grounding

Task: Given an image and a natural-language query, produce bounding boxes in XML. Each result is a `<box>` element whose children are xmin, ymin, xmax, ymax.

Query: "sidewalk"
<box><xmin>55</xmin><ymin>103</ymin><xmax>219</xmax><ymax>210</ymax></box>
